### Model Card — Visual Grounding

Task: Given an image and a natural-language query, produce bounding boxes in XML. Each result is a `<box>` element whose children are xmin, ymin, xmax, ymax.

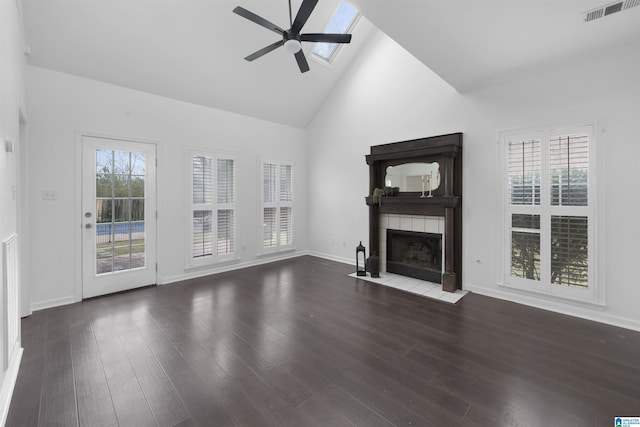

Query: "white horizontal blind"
<box><xmin>550</xmin><ymin>134</ymin><xmax>588</xmax><ymax>206</ymax></box>
<box><xmin>192</xmin><ymin>155</ymin><xmax>213</xmax><ymax>258</ymax></box>
<box><xmin>551</xmin><ymin>215</ymin><xmax>588</xmax><ymax>288</ymax></box>
<box><xmin>279</xmin><ymin>164</ymin><xmax>293</xmax><ymax>202</ymax></box>
<box><xmin>263</xmin><ymin>163</ymin><xmax>276</xmax><ymax>203</ymax></box>
<box><xmin>510</xmin><ymin>214</ymin><xmax>541</xmax><ymax>281</ymax></box>
<box><xmin>507</xmin><ymin>138</ymin><xmax>542</xmax><ymax>282</ymax></box>
<box><xmin>508</xmin><ymin>139</ymin><xmax>541</xmax><ymax>205</ymax></box>
<box><xmin>217</xmin><ymin>209</ymin><xmax>234</xmax><ymax>255</ymax></box>
<box><xmin>279</xmin><ymin>207</ymin><xmax>293</xmax><ymax>246</ymax></box>
<box><xmin>217</xmin><ymin>158</ymin><xmax>235</xmax><ymax>256</ymax></box>
<box><xmin>217</xmin><ymin>159</ymin><xmax>234</xmax><ymax>204</ymax></box>
<box><xmin>503</xmin><ymin>126</ymin><xmax>594</xmax><ymax>300</ymax></box>
<box><xmin>192</xmin><ymin>210</ymin><xmax>213</xmax><ymax>258</ymax></box>
<box><xmin>190</xmin><ymin>153</ymin><xmax>236</xmax><ymax>263</ymax></box>
<box><xmin>261</xmin><ymin>159</ymin><xmax>293</xmax><ymax>251</ymax></box>
<box><xmin>193</xmin><ymin>155</ymin><xmax>213</xmax><ymax>204</ymax></box>
<box><xmin>263</xmin><ymin>207</ymin><xmax>277</xmax><ymax>248</ymax></box>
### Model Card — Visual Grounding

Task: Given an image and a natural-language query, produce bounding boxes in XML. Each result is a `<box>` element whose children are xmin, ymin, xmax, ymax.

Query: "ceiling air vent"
<box><xmin>584</xmin><ymin>0</ymin><xmax>640</xmax><ymax>21</ymax></box>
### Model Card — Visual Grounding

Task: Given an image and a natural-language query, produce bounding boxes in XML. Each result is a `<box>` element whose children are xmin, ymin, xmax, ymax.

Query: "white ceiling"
<box><xmin>349</xmin><ymin>0</ymin><xmax>640</xmax><ymax>92</ymax></box>
<box><xmin>22</xmin><ymin>0</ymin><xmax>640</xmax><ymax>128</ymax></box>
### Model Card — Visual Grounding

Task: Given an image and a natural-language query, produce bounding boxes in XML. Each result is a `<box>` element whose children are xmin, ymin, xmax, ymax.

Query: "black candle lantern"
<box><xmin>367</xmin><ymin>252</ymin><xmax>380</xmax><ymax>278</ymax></box>
<box><xmin>356</xmin><ymin>241</ymin><xmax>366</xmax><ymax>276</ymax></box>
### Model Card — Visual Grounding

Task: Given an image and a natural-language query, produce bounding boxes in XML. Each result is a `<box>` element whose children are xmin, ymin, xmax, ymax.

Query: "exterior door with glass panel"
<box><xmin>82</xmin><ymin>136</ymin><xmax>157</xmax><ymax>298</ymax></box>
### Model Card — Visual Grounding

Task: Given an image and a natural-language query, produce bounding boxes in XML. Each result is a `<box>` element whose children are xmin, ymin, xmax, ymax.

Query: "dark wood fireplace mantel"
<box><xmin>365</xmin><ymin>133</ymin><xmax>463</xmax><ymax>292</ymax></box>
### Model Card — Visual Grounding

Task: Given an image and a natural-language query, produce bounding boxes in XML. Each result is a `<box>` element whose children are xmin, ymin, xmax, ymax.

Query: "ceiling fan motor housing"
<box><xmin>284</xmin><ymin>31</ymin><xmax>302</xmax><ymax>54</ymax></box>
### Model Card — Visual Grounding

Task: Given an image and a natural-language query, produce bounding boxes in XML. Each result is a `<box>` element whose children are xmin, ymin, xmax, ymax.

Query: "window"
<box><xmin>311</xmin><ymin>1</ymin><xmax>359</xmax><ymax>62</ymax></box>
<box><xmin>261</xmin><ymin>159</ymin><xmax>294</xmax><ymax>252</ymax></box>
<box><xmin>503</xmin><ymin>125</ymin><xmax>595</xmax><ymax>301</ymax></box>
<box><xmin>189</xmin><ymin>152</ymin><xmax>236</xmax><ymax>265</ymax></box>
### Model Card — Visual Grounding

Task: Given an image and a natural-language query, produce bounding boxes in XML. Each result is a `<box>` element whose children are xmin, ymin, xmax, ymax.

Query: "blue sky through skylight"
<box><xmin>312</xmin><ymin>1</ymin><xmax>358</xmax><ymax>60</ymax></box>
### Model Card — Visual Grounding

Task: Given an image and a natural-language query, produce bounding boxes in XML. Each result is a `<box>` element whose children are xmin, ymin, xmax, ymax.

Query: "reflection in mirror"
<box><xmin>385</xmin><ymin>162</ymin><xmax>441</xmax><ymax>192</ymax></box>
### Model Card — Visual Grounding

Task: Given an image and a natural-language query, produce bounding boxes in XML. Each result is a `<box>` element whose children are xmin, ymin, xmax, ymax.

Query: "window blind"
<box><xmin>263</xmin><ymin>163</ymin><xmax>276</xmax><ymax>203</ymax></box>
<box><xmin>511</xmin><ymin>214</ymin><xmax>541</xmax><ymax>281</ymax></box>
<box><xmin>193</xmin><ymin>210</ymin><xmax>213</xmax><ymax>258</ymax></box>
<box><xmin>508</xmin><ymin>139</ymin><xmax>541</xmax><ymax>206</ymax></box>
<box><xmin>279</xmin><ymin>165</ymin><xmax>293</xmax><ymax>202</ymax></box>
<box><xmin>551</xmin><ymin>215</ymin><xmax>588</xmax><ymax>288</ymax></box>
<box><xmin>511</xmin><ymin>231</ymin><xmax>540</xmax><ymax>280</ymax></box>
<box><xmin>550</xmin><ymin>134</ymin><xmax>589</xmax><ymax>206</ymax></box>
<box><xmin>193</xmin><ymin>156</ymin><xmax>213</xmax><ymax>204</ymax></box>
<box><xmin>261</xmin><ymin>160</ymin><xmax>293</xmax><ymax>250</ymax></box>
<box><xmin>279</xmin><ymin>207</ymin><xmax>293</xmax><ymax>246</ymax></box>
<box><xmin>263</xmin><ymin>207</ymin><xmax>277</xmax><ymax>247</ymax></box>
<box><xmin>217</xmin><ymin>209</ymin><xmax>234</xmax><ymax>255</ymax></box>
<box><xmin>190</xmin><ymin>154</ymin><xmax>236</xmax><ymax>262</ymax></box>
<box><xmin>503</xmin><ymin>126</ymin><xmax>594</xmax><ymax>299</ymax></box>
<box><xmin>217</xmin><ymin>159</ymin><xmax>234</xmax><ymax>204</ymax></box>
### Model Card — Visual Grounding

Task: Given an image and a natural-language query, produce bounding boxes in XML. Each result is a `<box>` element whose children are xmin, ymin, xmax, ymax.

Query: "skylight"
<box><xmin>312</xmin><ymin>1</ymin><xmax>359</xmax><ymax>61</ymax></box>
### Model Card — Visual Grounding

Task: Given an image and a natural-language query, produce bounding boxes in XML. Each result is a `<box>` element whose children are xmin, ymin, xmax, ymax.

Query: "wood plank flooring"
<box><xmin>7</xmin><ymin>255</ymin><xmax>640</xmax><ymax>426</ymax></box>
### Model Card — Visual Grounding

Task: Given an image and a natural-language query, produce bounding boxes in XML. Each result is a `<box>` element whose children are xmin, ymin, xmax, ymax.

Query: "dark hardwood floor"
<box><xmin>7</xmin><ymin>256</ymin><xmax>640</xmax><ymax>426</ymax></box>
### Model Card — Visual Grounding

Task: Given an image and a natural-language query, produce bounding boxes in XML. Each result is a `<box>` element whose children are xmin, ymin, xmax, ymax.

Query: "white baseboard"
<box><xmin>30</xmin><ymin>295</ymin><xmax>76</xmax><ymax>313</ymax></box>
<box><xmin>306</xmin><ymin>251</ymin><xmax>354</xmax><ymax>267</ymax></box>
<box><xmin>465</xmin><ymin>283</ymin><xmax>640</xmax><ymax>332</ymax></box>
<box><xmin>159</xmin><ymin>250</ymin><xmax>311</xmax><ymax>285</ymax></box>
<box><xmin>0</xmin><ymin>347</ymin><xmax>23</xmax><ymax>426</ymax></box>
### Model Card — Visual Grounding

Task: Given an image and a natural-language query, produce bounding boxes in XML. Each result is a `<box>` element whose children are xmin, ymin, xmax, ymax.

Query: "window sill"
<box><xmin>498</xmin><ymin>281</ymin><xmax>606</xmax><ymax>309</ymax></box>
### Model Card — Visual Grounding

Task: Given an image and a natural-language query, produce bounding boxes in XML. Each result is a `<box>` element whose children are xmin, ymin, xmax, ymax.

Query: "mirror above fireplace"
<box><xmin>385</xmin><ymin>162</ymin><xmax>440</xmax><ymax>192</ymax></box>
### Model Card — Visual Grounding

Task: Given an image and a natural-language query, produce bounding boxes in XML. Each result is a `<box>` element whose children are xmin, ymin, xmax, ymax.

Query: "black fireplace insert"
<box><xmin>387</xmin><ymin>229</ymin><xmax>442</xmax><ymax>283</ymax></box>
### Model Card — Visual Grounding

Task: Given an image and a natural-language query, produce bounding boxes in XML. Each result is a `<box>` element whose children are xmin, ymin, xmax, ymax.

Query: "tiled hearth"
<box><xmin>355</xmin><ymin>212</ymin><xmax>467</xmax><ymax>303</ymax></box>
<box><xmin>349</xmin><ymin>272</ymin><xmax>467</xmax><ymax>304</ymax></box>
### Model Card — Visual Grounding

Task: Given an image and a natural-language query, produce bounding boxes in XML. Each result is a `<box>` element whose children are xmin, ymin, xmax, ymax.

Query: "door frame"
<box><xmin>74</xmin><ymin>131</ymin><xmax>159</xmax><ymax>302</ymax></box>
<box><xmin>17</xmin><ymin>106</ymin><xmax>29</xmax><ymax>317</ymax></box>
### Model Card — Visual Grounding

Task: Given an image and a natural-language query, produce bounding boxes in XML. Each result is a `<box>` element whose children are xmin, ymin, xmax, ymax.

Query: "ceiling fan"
<box><xmin>233</xmin><ymin>0</ymin><xmax>353</xmax><ymax>73</ymax></box>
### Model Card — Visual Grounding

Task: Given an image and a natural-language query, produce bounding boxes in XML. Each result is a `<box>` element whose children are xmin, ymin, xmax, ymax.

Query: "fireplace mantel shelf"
<box><xmin>365</xmin><ymin>195</ymin><xmax>460</xmax><ymax>209</ymax></box>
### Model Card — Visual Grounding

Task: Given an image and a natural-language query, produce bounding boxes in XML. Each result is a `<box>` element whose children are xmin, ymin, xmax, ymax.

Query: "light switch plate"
<box><xmin>42</xmin><ymin>190</ymin><xmax>57</xmax><ymax>200</ymax></box>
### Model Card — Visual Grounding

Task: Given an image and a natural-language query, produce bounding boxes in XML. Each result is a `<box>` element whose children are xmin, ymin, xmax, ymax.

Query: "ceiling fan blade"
<box><xmin>294</xmin><ymin>49</ymin><xmax>310</xmax><ymax>73</ymax></box>
<box><xmin>233</xmin><ymin>6</ymin><xmax>285</xmax><ymax>35</ymax></box>
<box><xmin>301</xmin><ymin>33</ymin><xmax>352</xmax><ymax>43</ymax></box>
<box><xmin>244</xmin><ymin>40</ymin><xmax>284</xmax><ymax>61</ymax></box>
<box><xmin>292</xmin><ymin>0</ymin><xmax>318</xmax><ymax>33</ymax></box>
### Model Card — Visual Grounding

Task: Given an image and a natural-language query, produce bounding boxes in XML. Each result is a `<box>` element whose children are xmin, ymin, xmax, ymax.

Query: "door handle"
<box><xmin>85</xmin><ymin>223</ymin><xmax>93</xmax><ymax>229</ymax></box>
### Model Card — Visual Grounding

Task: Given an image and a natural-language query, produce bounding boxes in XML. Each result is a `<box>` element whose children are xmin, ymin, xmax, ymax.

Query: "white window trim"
<box><xmin>499</xmin><ymin>124</ymin><xmax>600</xmax><ymax>304</ymax></box>
<box><xmin>258</xmin><ymin>157</ymin><xmax>295</xmax><ymax>255</ymax></box>
<box><xmin>185</xmin><ymin>148</ymin><xmax>238</xmax><ymax>269</ymax></box>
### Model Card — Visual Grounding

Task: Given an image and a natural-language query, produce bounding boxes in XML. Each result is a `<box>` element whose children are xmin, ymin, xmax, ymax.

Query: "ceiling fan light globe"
<box><xmin>284</xmin><ymin>39</ymin><xmax>302</xmax><ymax>54</ymax></box>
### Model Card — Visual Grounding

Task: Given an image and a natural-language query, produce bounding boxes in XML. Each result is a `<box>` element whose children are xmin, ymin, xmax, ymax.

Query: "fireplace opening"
<box><xmin>387</xmin><ymin>229</ymin><xmax>442</xmax><ymax>283</ymax></box>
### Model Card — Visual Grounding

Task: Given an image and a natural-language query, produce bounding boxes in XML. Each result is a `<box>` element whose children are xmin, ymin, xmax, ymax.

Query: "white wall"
<box><xmin>308</xmin><ymin>29</ymin><xmax>640</xmax><ymax>331</ymax></box>
<box><xmin>307</xmin><ymin>31</ymin><xmax>464</xmax><ymax>263</ymax></box>
<box><xmin>0</xmin><ymin>0</ymin><xmax>27</xmax><ymax>421</ymax></box>
<box><xmin>1</xmin><ymin>0</ymin><xmax>27</xmax><ymax>265</ymax></box>
<box><xmin>26</xmin><ymin>66</ymin><xmax>308</xmax><ymax>310</ymax></box>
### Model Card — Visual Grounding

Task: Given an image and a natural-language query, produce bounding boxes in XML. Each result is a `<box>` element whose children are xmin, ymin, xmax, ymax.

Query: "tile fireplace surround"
<box><xmin>378</xmin><ymin>214</ymin><xmax>444</xmax><ymax>275</ymax></box>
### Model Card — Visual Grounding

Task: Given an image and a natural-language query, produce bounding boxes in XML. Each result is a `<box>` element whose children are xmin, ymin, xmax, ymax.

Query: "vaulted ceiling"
<box><xmin>22</xmin><ymin>0</ymin><xmax>640</xmax><ymax>128</ymax></box>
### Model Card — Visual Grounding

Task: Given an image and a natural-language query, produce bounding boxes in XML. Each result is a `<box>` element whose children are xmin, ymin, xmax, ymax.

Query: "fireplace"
<box><xmin>387</xmin><ymin>229</ymin><xmax>442</xmax><ymax>283</ymax></box>
<box><xmin>365</xmin><ymin>133</ymin><xmax>462</xmax><ymax>292</ymax></box>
